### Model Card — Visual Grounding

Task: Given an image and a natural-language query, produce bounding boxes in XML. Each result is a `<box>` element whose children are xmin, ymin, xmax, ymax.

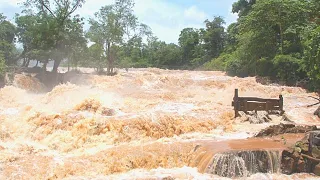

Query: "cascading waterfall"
<box><xmin>206</xmin><ymin>150</ymin><xmax>282</xmax><ymax>178</ymax></box>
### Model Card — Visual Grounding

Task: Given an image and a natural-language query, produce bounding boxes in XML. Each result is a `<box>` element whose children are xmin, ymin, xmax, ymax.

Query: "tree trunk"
<box><xmin>68</xmin><ymin>59</ymin><xmax>70</xmax><ymax>72</ymax></box>
<box><xmin>107</xmin><ymin>42</ymin><xmax>111</xmax><ymax>74</ymax></box>
<box><xmin>280</xmin><ymin>22</ymin><xmax>284</xmax><ymax>54</ymax></box>
<box><xmin>43</xmin><ymin>60</ymin><xmax>48</xmax><ymax>72</ymax></box>
<box><xmin>38</xmin><ymin>60</ymin><xmax>48</xmax><ymax>82</ymax></box>
<box><xmin>25</xmin><ymin>59</ymin><xmax>30</xmax><ymax>67</ymax></box>
<box><xmin>36</xmin><ymin>60</ymin><xmax>39</xmax><ymax>67</ymax></box>
<box><xmin>52</xmin><ymin>59</ymin><xmax>62</xmax><ymax>73</ymax></box>
<box><xmin>278</xmin><ymin>5</ymin><xmax>284</xmax><ymax>54</ymax></box>
<box><xmin>22</xmin><ymin>58</ymin><xmax>27</xmax><ymax>67</ymax></box>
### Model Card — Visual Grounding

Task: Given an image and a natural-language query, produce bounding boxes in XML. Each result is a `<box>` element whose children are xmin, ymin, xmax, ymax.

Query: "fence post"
<box><xmin>279</xmin><ymin>95</ymin><xmax>284</xmax><ymax>114</ymax></box>
<box><xmin>234</xmin><ymin>89</ymin><xmax>239</xmax><ymax>118</ymax></box>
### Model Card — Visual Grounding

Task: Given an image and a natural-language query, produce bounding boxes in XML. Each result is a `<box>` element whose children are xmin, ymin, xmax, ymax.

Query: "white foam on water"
<box><xmin>0</xmin><ymin>108</ymin><xmax>19</xmax><ymax>115</ymax></box>
<box><xmin>152</xmin><ymin>103</ymin><xmax>195</xmax><ymax>114</ymax></box>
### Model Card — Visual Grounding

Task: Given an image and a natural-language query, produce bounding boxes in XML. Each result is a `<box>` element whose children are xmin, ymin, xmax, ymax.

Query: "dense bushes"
<box><xmin>203</xmin><ymin>53</ymin><xmax>232</xmax><ymax>71</ymax></box>
<box><xmin>203</xmin><ymin>0</ymin><xmax>320</xmax><ymax>91</ymax></box>
<box><xmin>272</xmin><ymin>55</ymin><xmax>306</xmax><ymax>85</ymax></box>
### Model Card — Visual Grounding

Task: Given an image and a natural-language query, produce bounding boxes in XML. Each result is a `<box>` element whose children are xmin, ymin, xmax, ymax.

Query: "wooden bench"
<box><xmin>232</xmin><ymin>89</ymin><xmax>284</xmax><ymax>118</ymax></box>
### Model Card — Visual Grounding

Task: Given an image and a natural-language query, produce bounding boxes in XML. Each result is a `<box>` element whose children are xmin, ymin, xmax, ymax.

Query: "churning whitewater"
<box><xmin>0</xmin><ymin>68</ymin><xmax>319</xmax><ymax>179</ymax></box>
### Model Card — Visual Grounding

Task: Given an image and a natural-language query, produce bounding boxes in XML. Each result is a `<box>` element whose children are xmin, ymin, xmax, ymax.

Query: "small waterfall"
<box><xmin>205</xmin><ymin>150</ymin><xmax>282</xmax><ymax>178</ymax></box>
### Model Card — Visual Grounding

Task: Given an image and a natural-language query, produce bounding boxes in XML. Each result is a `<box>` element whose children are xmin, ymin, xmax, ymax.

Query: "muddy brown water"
<box><xmin>193</xmin><ymin>133</ymin><xmax>305</xmax><ymax>174</ymax></box>
<box><xmin>1</xmin><ymin>68</ymin><xmax>319</xmax><ymax>179</ymax></box>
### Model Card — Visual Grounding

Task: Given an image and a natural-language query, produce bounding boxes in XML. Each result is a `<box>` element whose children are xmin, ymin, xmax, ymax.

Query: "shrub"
<box><xmin>203</xmin><ymin>53</ymin><xmax>233</xmax><ymax>71</ymax></box>
<box><xmin>225</xmin><ymin>58</ymin><xmax>249</xmax><ymax>77</ymax></box>
<box><xmin>272</xmin><ymin>55</ymin><xmax>307</xmax><ymax>86</ymax></box>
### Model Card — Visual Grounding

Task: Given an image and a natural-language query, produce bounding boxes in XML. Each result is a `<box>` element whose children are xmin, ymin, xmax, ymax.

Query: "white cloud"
<box><xmin>1</xmin><ymin>0</ymin><xmax>238</xmax><ymax>44</ymax></box>
<box><xmin>224</xmin><ymin>6</ymin><xmax>238</xmax><ymax>28</ymax></box>
<box><xmin>76</xmin><ymin>0</ymin><xmax>114</xmax><ymax>19</ymax></box>
<box><xmin>184</xmin><ymin>6</ymin><xmax>208</xmax><ymax>23</ymax></box>
<box><xmin>1</xmin><ymin>0</ymin><xmax>23</xmax><ymax>7</ymax></box>
<box><xmin>132</xmin><ymin>1</ymin><xmax>208</xmax><ymax>44</ymax></box>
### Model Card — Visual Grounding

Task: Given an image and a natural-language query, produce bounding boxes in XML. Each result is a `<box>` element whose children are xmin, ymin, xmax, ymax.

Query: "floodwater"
<box><xmin>0</xmin><ymin>68</ymin><xmax>319</xmax><ymax>179</ymax></box>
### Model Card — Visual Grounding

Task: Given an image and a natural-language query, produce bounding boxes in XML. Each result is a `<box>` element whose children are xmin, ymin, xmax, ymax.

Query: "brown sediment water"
<box><xmin>1</xmin><ymin>135</ymin><xmax>303</xmax><ymax>179</ymax></box>
<box><xmin>0</xmin><ymin>68</ymin><xmax>318</xmax><ymax>179</ymax></box>
<box><xmin>192</xmin><ymin>133</ymin><xmax>304</xmax><ymax>177</ymax></box>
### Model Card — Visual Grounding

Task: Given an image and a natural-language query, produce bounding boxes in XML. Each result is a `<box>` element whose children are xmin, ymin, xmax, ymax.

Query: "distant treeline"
<box><xmin>0</xmin><ymin>0</ymin><xmax>319</xmax><ymax>90</ymax></box>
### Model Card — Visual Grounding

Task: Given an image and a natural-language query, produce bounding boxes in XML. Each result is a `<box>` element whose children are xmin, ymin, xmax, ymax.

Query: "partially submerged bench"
<box><xmin>232</xmin><ymin>89</ymin><xmax>284</xmax><ymax>118</ymax></box>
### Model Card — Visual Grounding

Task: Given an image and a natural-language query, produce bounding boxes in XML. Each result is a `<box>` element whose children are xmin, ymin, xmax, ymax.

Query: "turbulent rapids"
<box><xmin>0</xmin><ymin>68</ymin><xmax>319</xmax><ymax>179</ymax></box>
<box><xmin>206</xmin><ymin>150</ymin><xmax>281</xmax><ymax>177</ymax></box>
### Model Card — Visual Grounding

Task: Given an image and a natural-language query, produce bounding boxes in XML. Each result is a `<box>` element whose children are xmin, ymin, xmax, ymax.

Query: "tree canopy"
<box><xmin>0</xmin><ymin>0</ymin><xmax>319</xmax><ymax>91</ymax></box>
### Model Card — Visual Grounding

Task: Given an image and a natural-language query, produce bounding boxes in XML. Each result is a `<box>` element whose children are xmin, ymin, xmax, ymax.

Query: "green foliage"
<box><xmin>232</xmin><ymin>0</ymin><xmax>256</xmax><ymax>17</ymax></box>
<box><xmin>302</xmin><ymin>25</ymin><xmax>320</xmax><ymax>90</ymax></box>
<box><xmin>0</xmin><ymin>53</ymin><xmax>6</xmax><ymax>77</ymax></box>
<box><xmin>84</xmin><ymin>44</ymin><xmax>105</xmax><ymax>71</ymax></box>
<box><xmin>272</xmin><ymin>55</ymin><xmax>306</xmax><ymax>85</ymax></box>
<box><xmin>17</xmin><ymin>0</ymin><xmax>85</xmax><ymax>71</ymax></box>
<box><xmin>225</xmin><ymin>58</ymin><xmax>248</xmax><ymax>77</ymax></box>
<box><xmin>0</xmin><ymin>13</ymin><xmax>16</xmax><ymax>65</ymax></box>
<box><xmin>178</xmin><ymin>28</ymin><xmax>200</xmax><ymax>66</ymax></box>
<box><xmin>1</xmin><ymin>0</ymin><xmax>317</xmax><ymax>92</ymax></box>
<box><xmin>203</xmin><ymin>53</ymin><xmax>233</xmax><ymax>71</ymax></box>
<box><xmin>220</xmin><ymin>0</ymin><xmax>320</xmax><ymax>91</ymax></box>
<box><xmin>255</xmin><ymin>57</ymin><xmax>274</xmax><ymax>77</ymax></box>
<box><xmin>202</xmin><ymin>17</ymin><xmax>226</xmax><ymax>60</ymax></box>
<box><xmin>87</xmin><ymin>0</ymin><xmax>151</xmax><ymax>74</ymax></box>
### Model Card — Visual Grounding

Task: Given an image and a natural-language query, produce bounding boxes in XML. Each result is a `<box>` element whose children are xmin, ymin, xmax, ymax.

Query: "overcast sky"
<box><xmin>0</xmin><ymin>0</ymin><xmax>238</xmax><ymax>44</ymax></box>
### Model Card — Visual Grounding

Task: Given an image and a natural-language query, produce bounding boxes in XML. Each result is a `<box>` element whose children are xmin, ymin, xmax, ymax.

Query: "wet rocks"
<box><xmin>255</xmin><ymin>123</ymin><xmax>318</xmax><ymax>137</ymax></box>
<box><xmin>100</xmin><ymin>107</ymin><xmax>116</xmax><ymax>116</ymax></box>
<box><xmin>281</xmin><ymin>154</ymin><xmax>295</xmax><ymax>174</ymax></box>
<box><xmin>315</xmin><ymin>106</ymin><xmax>320</xmax><ymax>118</ymax></box>
<box><xmin>237</xmin><ymin>111</ymin><xmax>271</xmax><ymax>124</ymax></box>
<box><xmin>236</xmin><ymin>111</ymin><xmax>287</xmax><ymax>124</ymax></box>
<box><xmin>281</xmin><ymin>131</ymin><xmax>320</xmax><ymax>176</ymax></box>
<box><xmin>249</xmin><ymin>111</ymin><xmax>272</xmax><ymax>124</ymax></box>
<box><xmin>314</xmin><ymin>164</ymin><xmax>320</xmax><ymax>176</ymax></box>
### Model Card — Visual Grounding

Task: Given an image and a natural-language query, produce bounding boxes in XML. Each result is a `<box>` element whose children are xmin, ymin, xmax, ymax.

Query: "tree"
<box><xmin>240</xmin><ymin>0</ymin><xmax>309</xmax><ymax>55</ymax></box>
<box><xmin>302</xmin><ymin>25</ymin><xmax>320</xmax><ymax>90</ymax></box>
<box><xmin>0</xmin><ymin>13</ymin><xmax>16</xmax><ymax>65</ymax></box>
<box><xmin>224</xmin><ymin>0</ymin><xmax>310</xmax><ymax>77</ymax></box>
<box><xmin>225</xmin><ymin>22</ymin><xmax>239</xmax><ymax>53</ymax></box>
<box><xmin>178</xmin><ymin>28</ymin><xmax>200</xmax><ymax>66</ymax></box>
<box><xmin>64</xmin><ymin>15</ymin><xmax>87</xmax><ymax>70</ymax></box>
<box><xmin>232</xmin><ymin>0</ymin><xmax>256</xmax><ymax>17</ymax></box>
<box><xmin>88</xmin><ymin>0</ymin><xmax>136</xmax><ymax>74</ymax></box>
<box><xmin>87</xmin><ymin>0</ymin><xmax>151</xmax><ymax>74</ymax></box>
<box><xmin>202</xmin><ymin>17</ymin><xmax>226</xmax><ymax>61</ymax></box>
<box><xmin>22</xmin><ymin>0</ymin><xmax>85</xmax><ymax>72</ymax></box>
